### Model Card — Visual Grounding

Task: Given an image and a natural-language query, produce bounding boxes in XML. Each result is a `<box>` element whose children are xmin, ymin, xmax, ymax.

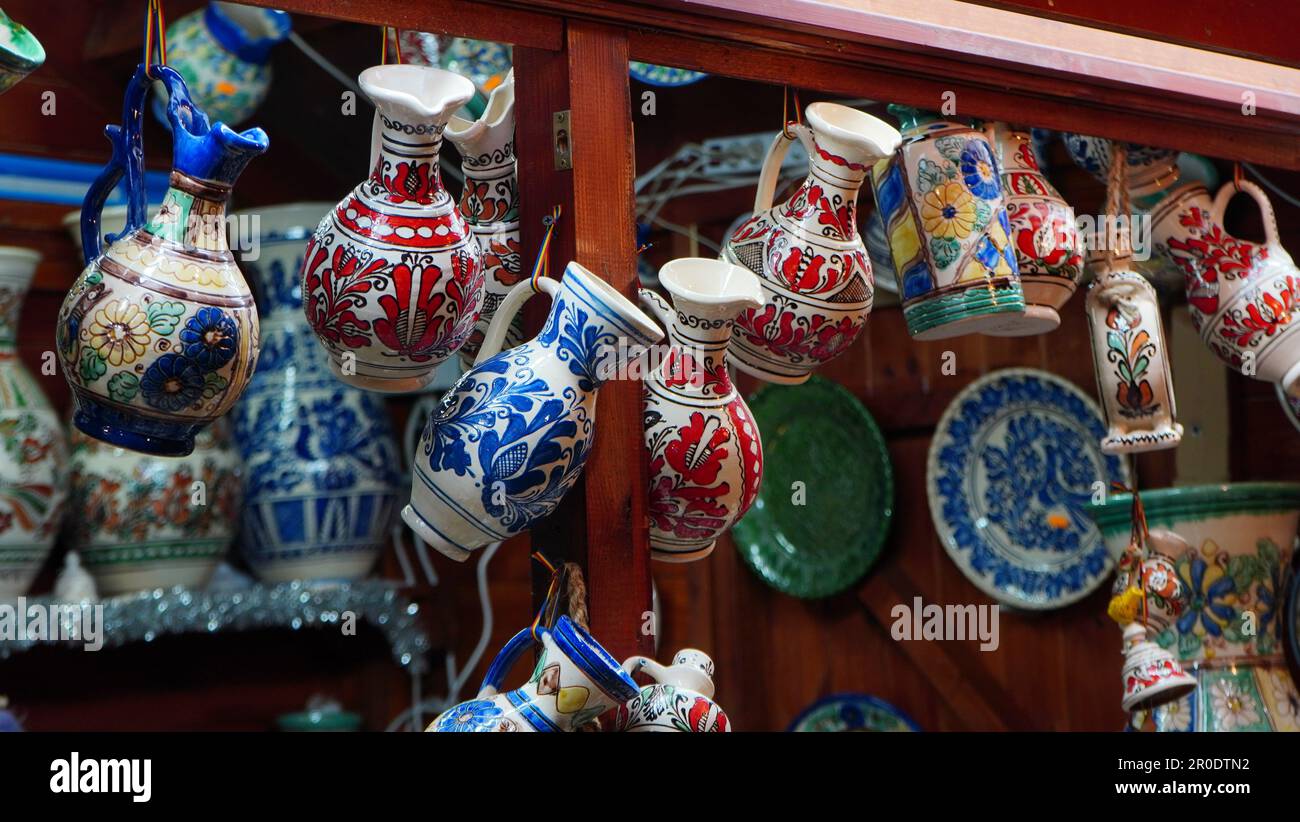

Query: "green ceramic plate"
<box><xmin>732</xmin><ymin>376</ymin><xmax>893</xmax><ymax>598</ymax></box>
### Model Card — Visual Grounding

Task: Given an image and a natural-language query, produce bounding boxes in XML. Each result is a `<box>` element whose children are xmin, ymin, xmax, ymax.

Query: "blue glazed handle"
<box><xmin>477</xmin><ymin>625</ymin><xmax>546</xmax><ymax>697</ymax></box>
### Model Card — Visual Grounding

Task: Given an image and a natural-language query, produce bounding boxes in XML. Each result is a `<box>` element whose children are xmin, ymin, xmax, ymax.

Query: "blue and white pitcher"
<box><xmin>402</xmin><ymin>262</ymin><xmax>663</xmax><ymax>561</ymax></box>
<box><xmin>430</xmin><ymin>616</ymin><xmax>640</xmax><ymax>732</ymax></box>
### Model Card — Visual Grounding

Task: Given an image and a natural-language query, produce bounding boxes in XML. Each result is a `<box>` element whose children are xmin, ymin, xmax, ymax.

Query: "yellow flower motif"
<box><xmin>920</xmin><ymin>182</ymin><xmax>976</xmax><ymax>240</ymax></box>
<box><xmin>88</xmin><ymin>299</ymin><xmax>151</xmax><ymax>366</ymax></box>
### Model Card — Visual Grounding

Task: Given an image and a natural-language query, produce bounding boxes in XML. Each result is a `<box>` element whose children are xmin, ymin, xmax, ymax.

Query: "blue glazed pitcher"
<box><xmin>231</xmin><ymin>203</ymin><xmax>401</xmax><ymax>583</ymax></box>
<box><xmin>430</xmin><ymin>616</ymin><xmax>640</xmax><ymax>732</ymax></box>
<box><xmin>56</xmin><ymin>64</ymin><xmax>268</xmax><ymax>456</ymax></box>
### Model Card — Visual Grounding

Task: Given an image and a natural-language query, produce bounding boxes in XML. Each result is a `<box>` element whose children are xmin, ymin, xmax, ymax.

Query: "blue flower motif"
<box><xmin>1175</xmin><ymin>555</ymin><xmax>1237</xmax><ymax>637</ymax></box>
<box><xmin>140</xmin><ymin>353</ymin><xmax>205</xmax><ymax>412</ymax></box>
<box><xmin>960</xmin><ymin>140</ymin><xmax>1001</xmax><ymax>200</ymax></box>
<box><xmin>435</xmin><ymin>699</ymin><xmax>503</xmax><ymax>732</ymax></box>
<box><xmin>179</xmin><ymin>307</ymin><xmax>238</xmax><ymax>372</ymax></box>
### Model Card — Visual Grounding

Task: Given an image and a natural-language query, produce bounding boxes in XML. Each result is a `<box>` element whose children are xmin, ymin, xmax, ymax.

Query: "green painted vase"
<box><xmin>0</xmin><ymin>8</ymin><xmax>44</xmax><ymax>95</ymax></box>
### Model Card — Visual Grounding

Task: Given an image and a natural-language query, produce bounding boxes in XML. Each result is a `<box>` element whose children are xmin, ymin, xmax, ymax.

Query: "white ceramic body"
<box><xmin>1120</xmin><ymin>622</ymin><xmax>1196</xmax><ymax>713</ymax></box>
<box><xmin>402</xmin><ymin>262</ymin><xmax>662</xmax><ymax>560</ymax></box>
<box><xmin>1085</xmin><ymin>266</ymin><xmax>1183</xmax><ymax>453</ymax></box>
<box><xmin>724</xmin><ymin>103</ymin><xmax>900</xmax><ymax>383</ymax></box>
<box><xmin>640</xmin><ymin>259</ymin><xmax>764</xmax><ymax>562</ymax></box>
<box><xmin>67</xmin><ymin>421</ymin><xmax>243</xmax><ymax>595</ymax></box>
<box><xmin>303</xmin><ymin>65</ymin><xmax>484</xmax><ymax>393</ymax></box>
<box><xmin>612</xmin><ymin>648</ymin><xmax>730</xmax><ymax>732</ymax></box>
<box><xmin>232</xmin><ymin>203</ymin><xmax>402</xmax><ymax>583</ymax></box>
<box><xmin>0</xmin><ymin>248</ymin><xmax>67</xmax><ymax>600</ymax></box>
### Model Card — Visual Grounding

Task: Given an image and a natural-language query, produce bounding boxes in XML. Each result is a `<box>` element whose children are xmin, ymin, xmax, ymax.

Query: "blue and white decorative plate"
<box><xmin>628</xmin><ymin>62</ymin><xmax>707</xmax><ymax>87</ymax></box>
<box><xmin>788</xmin><ymin>693</ymin><xmax>920</xmax><ymax>732</ymax></box>
<box><xmin>927</xmin><ymin>368</ymin><xmax>1130</xmax><ymax>610</ymax></box>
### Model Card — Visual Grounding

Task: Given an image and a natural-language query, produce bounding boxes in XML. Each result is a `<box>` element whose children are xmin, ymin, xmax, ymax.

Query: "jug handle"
<box><xmin>476</xmin><ymin>626</ymin><xmax>541</xmax><ymax>699</ymax></box>
<box><xmin>473</xmin><ymin>277</ymin><xmax>561</xmax><ymax>366</ymax></box>
<box><xmin>621</xmin><ymin>655</ymin><xmax>668</xmax><ymax>682</ymax></box>
<box><xmin>1212</xmin><ymin>179</ymin><xmax>1280</xmax><ymax>248</ymax></box>
<box><xmin>637</xmin><ymin>289</ymin><xmax>674</xmax><ymax>331</ymax></box>
<box><xmin>752</xmin><ymin>123</ymin><xmax>812</xmax><ymax>214</ymax></box>
<box><xmin>80</xmin><ymin>64</ymin><xmax>153</xmax><ymax>265</ymax></box>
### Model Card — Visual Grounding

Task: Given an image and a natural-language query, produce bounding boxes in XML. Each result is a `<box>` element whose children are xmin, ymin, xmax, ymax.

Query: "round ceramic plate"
<box><xmin>927</xmin><ymin>368</ymin><xmax>1129</xmax><ymax>610</ymax></box>
<box><xmin>732</xmin><ymin>377</ymin><xmax>893</xmax><ymax>599</ymax></box>
<box><xmin>628</xmin><ymin>62</ymin><xmax>707</xmax><ymax>87</ymax></box>
<box><xmin>788</xmin><ymin>693</ymin><xmax>920</xmax><ymax>732</ymax></box>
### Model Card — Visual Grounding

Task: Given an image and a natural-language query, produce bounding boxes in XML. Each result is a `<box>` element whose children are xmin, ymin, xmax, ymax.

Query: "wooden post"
<box><xmin>515</xmin><ymin>21</ymin><xmax>653</xmax><ymax>661</ymax></box>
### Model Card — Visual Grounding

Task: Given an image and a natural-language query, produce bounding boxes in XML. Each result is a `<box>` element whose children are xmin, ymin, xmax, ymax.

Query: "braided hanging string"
<box><xmin>143</xmin><ymin>0</ymin><xmax>167</xmax><ymax>76</ymax></box>
<box><xmin>380</xmin><ymin>26</ymin><xmax>404</xmax><ymax>65</ymax></box>
<box><xmin>1104</xmin><ymin>141</ymin><xmax>1134</xmax><ymax>267</ymax></box>
<box><xmin>563</xmin><ymin>562</ymin><xmax>589</xmax><ymax>632</ymax></box>
<box><xmin>529</xmin><ymin>206</ymin><xmax>563</xmax><ymax>292</ymax></box>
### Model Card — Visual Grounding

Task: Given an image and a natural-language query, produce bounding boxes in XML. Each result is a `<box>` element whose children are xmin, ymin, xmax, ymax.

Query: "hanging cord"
<box><xmin>380</xmin><ymin>26</ymin><xmax>405</xmax><ymax>65</ymax></box>
<box><xmin>1105</xmin><ymin>141</ymin><xmax>1134</xmax><ymax>267</ymax></box>
<box><xmin>781</xmin><ymin>86</ymin><xmax>803</xmax><ymax>140</ymax></box>
<box><xmin>529</xmin><ymin>206</ymin><xmax>564</xmax><ymax>293</ymax></box>
<box><xmin>1243</xmin><ymin>162</ymin><xmax>1300</xmax><ymax>210</ymax></box>
<box><xmin>563</xmin><ymin>562</ymin><xmax>590</xmax><ymax>632</ymax></box>
<box><xmin>529</xmin><ymin>551</ymin><xmax>564</xmax><ymax>639</ymax></box>
<box><xmin>143</xmin><ymin>0</ymin><xmax>167</xmax><ymax>75</ymax></box>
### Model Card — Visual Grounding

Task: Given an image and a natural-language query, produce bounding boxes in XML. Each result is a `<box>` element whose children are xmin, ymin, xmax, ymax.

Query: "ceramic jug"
<box><xmin>67</xmin><ymin>420</ymin><xmax>242</xmax><ymax>596</ymax></box>
<box><xmin>158</xmin><ymin>2</ymin><xmax>290</xmax><ymax>127</ymax></box>
<box><xmin>613</xmin><ymin>648</ymin><xmax>731</xmax><ymax>732</ymax></box>
<box><xmin>986</xmin><ymin>122</ymin><xmax>1084</xmax><ymax>333</ymax></box>
<box><xmin>1061</xmin><ymin>133</ymin><xmax>1180</xmax><ymax>205</ymax></box>
<box><xmin>403</xmin><ymin>261</ymin><xmax>662</xmax><ymax>561</ymax></box>
<box><xmin>0</xmin><ymin>8</ymin><xmax>43</xmax><ymax>95</ymax></box>
<box><xmin>445</xmin><ymin>70</ymin><xmax>524</xmax><ymax>365</ymax></box>
<box><xmin>231</xmin><ymin>203</ymin><xmax>402</xmax><ymax>583</ymax></box>
<box><xmin>1152</xmin><ymin>180</ymin><xmax>1300</xmax><ymax>393</ymax></box>
<box><xmin>639</xmin><ymin>258</ymin><xmax>764</xmax><ymax>563</ymax></box>
<box><xmin>303</xmin><ymin>65</ymin><xmax>485</xmax><ymax>393</ymax></box>
<box><xmin>429</xmin><ymin>616</ymin><xmax>639</xmax><ymax>732</ymax></box>
<box><xmin>0</xmin><ymin>247</ymin><xmax>67</xmax><ymax>600</ymax></box>
<box><xmin>57</xmin><ymin>65</ymin><xmax>267</xmax><ymax>457</ymax></box>
<box><xmin>722</xmin><ymin>102</ymin><xmax>900</xmax><ymax>383</ymax></box>
<box><xmin>872</xmin><ymin>107</ymin><xmax>1026</xmax><ymax>340</ymax></box>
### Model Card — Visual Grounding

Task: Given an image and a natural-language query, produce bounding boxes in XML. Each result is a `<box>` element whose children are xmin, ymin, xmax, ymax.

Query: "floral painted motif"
<box><xmin>87</xmin><ymin>300</ymin><xmax>151</xmax><ymax>367</ymax></box>
<box><xmin>140</xmin><ymin>354</ymin><xmax>206</xmax><ymax>413</ymax></box>
<box><xmin>960</xmin><ymin>140</ymin><xmax>1000</xmax><ymax>200</ymax></box>
<box><xmin>1105</xmin><ymin>303</ymin><xmax>1160</xmax><ymax>418</ymax></box>
<box><xmin>434</xmin><ymin>699</ymin><xmax>504</xmax><ymax>732</ymax></box>
<box><xmin>179</xmin><ymin>306</ymin><xmax>238</xmax><ymax>371</ymax></box>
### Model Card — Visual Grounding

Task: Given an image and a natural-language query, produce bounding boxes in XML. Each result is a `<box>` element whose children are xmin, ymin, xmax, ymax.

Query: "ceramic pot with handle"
<box><xmin>640</xmin><ymin>258</ymin><xmax>764</xmax><ymax>562</ymax></box>
<box><xmin>613</xmin><ymin>648</ymin><xmax>731</xmax><ymax>732</ymax></box>
<box><xmin>722</xmin><ymin>102</ymin><xmax>900</xmax><ymax>384</ymax></box>
<box><xmin>0</xmin><ymin>8</ymin><xmax>44</xmax><ymax>95</ymax></box>
<box><xmin>402</xmin><ymin>261</ymin><xmax>663</xmax><ymax>561</ymax></box>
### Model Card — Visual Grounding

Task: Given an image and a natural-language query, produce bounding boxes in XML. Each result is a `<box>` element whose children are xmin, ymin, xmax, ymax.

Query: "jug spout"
<box><xmin>805</xmin><ymin>102</ymin><xmax>902</xmax><ymax>183</ymax></box>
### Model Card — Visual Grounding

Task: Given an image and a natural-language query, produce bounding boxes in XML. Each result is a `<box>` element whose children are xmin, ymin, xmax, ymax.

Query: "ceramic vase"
<box><xmin>986</xmin><ymin>122</ymin><xmax>1084</xmax><ymax>333</ymax></box>
<box><xmin>871</xmin><ymin>106</ymin><xmax>1026</xmax><ymax>340</ymax></box>
<box><xmin>639</xmin><ymin>258</ymin><xmax>764</xmax><ymax>562</ymax></box>
<box><xmin>302</xmin><ymin>65</ymin><xmax>485</xmax><ymax>393</ymax></box>
<box><xmin>722</xmin><ymin>102</ymin><xmax>900</xmax><ymax>383</ymax></box>
<box><xmin>445</xmin><ymin>71</ymin><xmax>523</xmax><ymax>365</ymax></box>
<box><xmin>57</xmin><ymin>65</ymin><xmax>267</xmax><ymax>457</ymax></box>
<box><xmin>613</xmin><ymin>649</ymin><xmax>731</xmax><ymax>732</ymax></box>
<box><xmin>1087</xmin><ymin>483</ymin><xmax>1300</xmax><ymax>731</ymax></box>
<box><xmin>429</xmin><ymin>615</ymin><xmax>639</xmax><ymax>732</ymax></box>
<box><xmin>0</xmin><ymin>247</ymin><xmax>67</xmax><ymax>600</ymax></box>
<box><xmin>231</xmin><ymin>203</ymin><xmax>402</xmax><ymax>583</ymax></box>
<box><xmin>402</xmin><ymin>261</ymin><xmax>662</xmax><ymax>561</ymax></box>
<box><xmin>1061</xmin><ymin>133</ymin><xmax>1181</xmax><ymax>205</ymax></box>
<box><xmin>0</xmin><ymin>8</ymin><xmax>43</xmax><ymax>95</ymax></box>
<box><xmin>1152</xmin><ymin>180</ymin><xmax>1300</xmax><ymax>393</ymax></box>
<box><xmin>67</xmin><ymin>420</ymin><xmax>242</xmax><ymax>596</ymax></box>
<box><xmin>159</xmin><ymin>2</ymin><xmax>290</xmax><ymax>127</ymax></box>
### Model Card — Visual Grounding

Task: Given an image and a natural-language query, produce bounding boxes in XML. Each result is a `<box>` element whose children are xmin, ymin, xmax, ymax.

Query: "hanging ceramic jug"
<box><xmin>231</xmin><ymin>203</ymin><xmax>402</xmax><ymax>583</ymax></box>
<box><xmin>613</xmin><ymin>648</ymin><xmax>731</xmax><ymax>732</ymax></box>
<box><xmin>871</xmin><ymin>106</ymin><xmax>1026</xmax><ymax>340</ymax></box>
<box><xmin>1152</xmin><ymin>179</ymin><xmax>1300</xmax><ymax>393</ymax></box>
<box><xmin>1061</xmin><ymin>133</ymin><xmax>1181</xmax><ymax>206</ymax></box>
<box><xmin>445</xmin><ymin>70</ymin><xmax>523</xmax><ymax>366</ymax></box>
<box><xmin>1087</xmin><ymin>144</ymin><xmax>1182</xmax><ymax>453</ymax></box>
<box><xmin>0</xmin><ymin>247</ymin><xmax>67</xmax><ymax>600</ymax></box>
<box><xmin>403</xmin><ymin>262</ymin><xmax>662</xmax><ymax>560</ymax></box>
<box><xmin>0</xmin><ymin>8</ymin><xmax>44</xmax><ymax>95</ymax></box>
<box><xmin>302</xmin><ymin>65</ymin><xmax>485</xmax><ymax>393</ymax></box>
<box><xmin>429</xmin><ymin>615</ymin><xmax>639</xmax><ymax>732</ymax></box>
<box><xmin>158</xmin><ymin>2</ymin><xmax>290</xmax><ymax>126</ymax></box>
<box><xmin>56</xmin><ymin>65</ymin><xmax>267</xmax><ymax>457</ymax></box>
<box><xmin>985</xmin><ymin>122</ymin><xmax>1084</xmax><ymax>333</ymax></box>
<box><xmin>639</xmin><ymin>258</ymin><xmax>764</xmax><ymax>563</ymax></box>
<box><xmin>722</xmin><ymin>102</ymin><xmax>900</xmax><ymax>383</ymax></box>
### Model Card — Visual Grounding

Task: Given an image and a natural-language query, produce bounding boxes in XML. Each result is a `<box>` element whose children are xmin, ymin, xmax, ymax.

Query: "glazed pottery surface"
<box><xmin>0</xmin><ymin>8</ymin><xmax>44</xmax><ymax>95</ymax></box>
<box><xmin>1278</xmin><ymin>381</ymin><xmax>1300</xmax><ymax>434</ymax></box>
<box><xmin>732</xmin><ymin>376</ymin><xmax>892</xmax><ymax>598</ymax></box>
<box><xmin>1153</xmin><ymin>181</ymin><xmax>1300</xmax><ymax>392</ymax></box>
<box><xmin>1088</xmin><ymin>483</ymin><xmax>1300</xmax><ymax>731</ymax></box>
<box><xmin>57</xmin><ymin>65</ymin><xmax>267</xmax><ymax>457</ymax></box>
<box><xmin>439</xmin><ymin>38</ymin><xmax>511</xmax><ymax>93</ymax></box>
<box><xmin>67</xmin><ymin>420</ymin><xmax>242</xmax><ymax>596</ymax></box>
<box><xmin>403</xmin><ymin>261</ymin><xmax>662</xmax><ymax>561</ymax></box>
<box><xmin>430</xmin><ymin>616</ymin><xmax>639</xmax><ymax>732</ymax></box>
<box><xmin>788</xmin><ymin>693</ymin><xmax>920</xmax><ymax>732</ymax></box>
<box><xmin>1061</xmin><ymin>133</ymin><xmax>1180</xmax><ymax>203</ymax></box>
<box><xmin>723</xmin><ymin>102</ymin><xmax>900</xmax><ymax>384</ymax></box>
<box><xmin>871</xmin><ymin>108</ymin><xmax>1025</xmax><ymax>340</ymax></box>
<box><xmin>161</xmin><ymin>2</ymin><xmax>290</xmax><ymax>126</ymax></box>
<box><xmin>614</xmin><ymin>649</ymin><xmax>730</xmax><ymax>732</ymax></box>
<box><xmin>629</xmin><ymin>63</ymin><xmax>707</xmax><ymax>87</ymax></box>
<box><xmin>928</xmin><ymin>368</ymin><xmax>1129</xmax><ymax>610</ymax></box>
<box><xmin>445</xmin><ymin>71</ymin><xmax>523</xmax><ymax>365</ymax></box>
<box><xmin>641</xmin><ymin>258</ymin><xmax>764</xmax><ymax>563</ymax></box>
<box><xmin>232</xmin><ymin>203</ymin><xmax>401</xmax><ymax>583</ymax></box>
<box><xmin>303</xmin><ymin>65</ymin><xmax>484</xmax><ymax>393</ymax></box>
<box><xmin>986</xmin><ymin>123</ymin><xmax>1083</xmax><ymax>334</ymax></box>
<box><xmin>0</xmin><ymin>248</ymin><xmax>67</xmax><ymax>600</ymax></box>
